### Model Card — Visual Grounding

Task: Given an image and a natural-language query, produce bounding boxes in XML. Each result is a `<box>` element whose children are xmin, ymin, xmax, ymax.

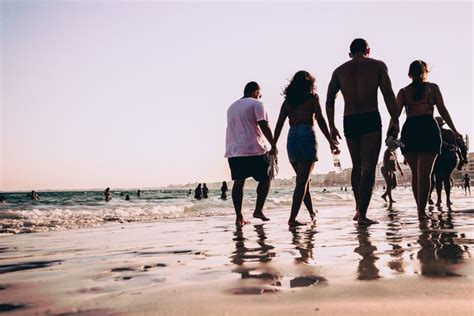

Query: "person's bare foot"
<box><xmin>309</xmin><ymin>213</ymin><xmax>317</xmax><ymax>225</ymax></box>
<box><xmin>418</xmin><ymin>212</ymin><xmax>431</xmax><ymax>221</ymax></box>
<box><xmin>435</xmin><ymin>200</ymin><xmax>442</xmax><ymax>207</ymax></box>
<box><xmin>235</xmin><ymin>217</ymin><xmax>251</xmax><ymax>226</ymax></box>
<box><xmin>288</xmin><ymin>220</ymin><xmax>306</xmax><ymax>227</ymax></box>
<box><xmin>353</xmin><ymin>211</ymin><xmax>359</xmax><ymax>221</ymax></box>
<box><xmin>447</xmin><ymin>200</ymin><xmax>453</xmax><ymax>206</ymax></box>
<box><xmin>357</xmin><ymin>218</ymin><xmax>378</xmax><ymax>226</ymax></box>
<box><xmin>253</xmin><ymin>212</ymin><xmax>270</xmax><ymax>221</ymax></box>
<box><xmin>381</xmin><ymin>194</ymin><xmax>387</xmax><ymax>202</ymax></box>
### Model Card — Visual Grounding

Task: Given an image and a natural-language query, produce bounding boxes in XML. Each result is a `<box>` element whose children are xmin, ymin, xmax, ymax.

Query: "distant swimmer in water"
<box><xmin>30</xmin><ymin>190</ymin><xmax>40</xmax><ymax>201</ymax></box>
<box><xmin>188</xmin><ymin>189</ymin><xmax>192</xmax><ymax>195</ymax></box>
<box><xmin>394</xmin><ymin>60</ymin><xmax>462</xmax><ymax>220</ymax></box>
<box><xmin>0</xmin><ymin>196</ymin><xmax>5</xmax><ymax>204</ymax></box>
<box><xmin>202</xmin><ymin>183</ymin><xmax>209</xmax><ymax>199</ymax></box>
<box><xmin>120</xmin><ymin>192</ymin><xmax>125</xmax><ymax>197</ymax></box>
<box><xmin>220</xmin><ymin>181</ymin><xmax>229</xmax><ymax>200</ymax></box>
<box><xmin>194</xmin><ymin>184</ymin><xmax>203</xmax><ymax>200</ymax></box>
<box><xmin>429</xmin><ymin>116</ymin><xmax>466</xmax><ymax>207</ymax></box>
<box><xmin>463</xmin><ymin>174</ymin><xmax>471</xmax><ymax>196</ymax></box>
<box><xmin>125</xmin><ymin>194</ymin><xmax>130</xmax><ymax>201</ymax></box>
<box><xmin>381</xmin><ymin>147</ymin><xmax>404</xmax><ymax>204</ymax></box>
<box><xmin>137</xmin><ymin>190</ymin><xmax>141</xmax><ymax>197</ymax></box>
<box><xmin>103</xmin><ymin>187</ymin><xmax>112</xmax><ymax>202</ymax></box>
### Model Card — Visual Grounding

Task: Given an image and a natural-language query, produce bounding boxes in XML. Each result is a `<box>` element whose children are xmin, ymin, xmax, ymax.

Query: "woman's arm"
<box><xmin>433</xmin><ymin>83</ymin><xmax>461</xmax><ymax>137</ymax></box>
<box><xmin>272</xmin><ymin>102</ymin><xmax>288</xmax><ymax>149</ymax></box>
<box><xmin>389</xmin><ymin>89</ymin><xmax>405</xmax><ymax>137</ymax></box>
<box><xmin>313</xmin><ymin>95</ymin><xmax>339</xmax><ymax>153</ymax></box>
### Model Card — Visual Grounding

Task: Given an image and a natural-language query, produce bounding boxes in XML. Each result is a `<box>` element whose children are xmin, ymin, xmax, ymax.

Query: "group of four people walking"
<box><xmin>225</xmin><ymin>38</ymin><xmax>463</xmax><ymax>226</ymax></box>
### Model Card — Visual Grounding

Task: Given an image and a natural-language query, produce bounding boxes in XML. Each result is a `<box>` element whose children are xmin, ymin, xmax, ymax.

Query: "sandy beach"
<box><xmin>1</xmin><ymin>188</ymin><xmax>473</xmax><ymax>315</ymax></box>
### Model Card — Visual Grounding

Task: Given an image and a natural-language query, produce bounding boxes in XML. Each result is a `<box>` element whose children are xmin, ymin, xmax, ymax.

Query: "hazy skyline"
<box><xmin>1</xmin><ymin>1</ymin><xmax>473</xmax><ymax>191</ymax></box>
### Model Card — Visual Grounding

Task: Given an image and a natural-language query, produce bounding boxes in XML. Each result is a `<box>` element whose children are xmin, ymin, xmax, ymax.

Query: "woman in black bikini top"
<box><xmin>394</xmin><ymin>60</ymin><xmax>462</xmax><ymax>220</ymax></box>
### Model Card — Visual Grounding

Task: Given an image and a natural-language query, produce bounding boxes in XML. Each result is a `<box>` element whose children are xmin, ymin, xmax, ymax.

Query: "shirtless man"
<box><xmin>326</xmin><ymin>38</ymin><xmax>399</xmax><ymax>225</ymax></box>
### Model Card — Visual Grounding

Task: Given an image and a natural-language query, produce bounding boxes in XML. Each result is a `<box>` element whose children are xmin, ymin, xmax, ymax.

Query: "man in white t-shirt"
<box><xmin>225</xmin><ymin>81</ymin><xmax>276</xmax><ymax>226</ymax></box>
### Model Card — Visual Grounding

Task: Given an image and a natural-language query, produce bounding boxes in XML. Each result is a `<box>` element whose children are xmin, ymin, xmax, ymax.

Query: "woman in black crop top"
<box><xmin>393</xmin><ymin>60</ymin><xmax>462</xmax><ymax>220</ymax></box>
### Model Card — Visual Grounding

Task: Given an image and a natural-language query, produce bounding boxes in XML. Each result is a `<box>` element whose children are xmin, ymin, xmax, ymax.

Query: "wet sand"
<box><xmin>1</xmin><ymin>189</ymin><xmax>473</xmax><ymax>315</ymax></box>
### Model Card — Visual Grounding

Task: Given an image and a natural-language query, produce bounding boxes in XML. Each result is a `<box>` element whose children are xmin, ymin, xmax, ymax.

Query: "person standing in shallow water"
<box><xmin>225</xmin><ymin>81</ymin><xmax>276</xmax><ymax>226</ymax></box>
<box><xmin>220</xmin><ymin>181</ymin><xmax>228</xmax><ymax>200</ymax></box>
<box><xmin>273</xmin><ymin>71</ymin><xmax>339</xmax><ymax>226</ymax></box>
<box><xmin>464</xmin><ymin>174</ymin><xmax>471</xmax><ymax>196</ymax></box>
<box><xmin>392</xmin><ymin>60</ymin><xmax>462</xmax><ymax>220</ymax></box>
<box><xmin>202</xmin><ymin>183</ymin><xmax>209</xmax><ymax>199</ymax></box>
<box><xmin>194</xmin><ymin>184</ymin><xmax>203</xmax><ymax>200</ymax></box>
<box><xmin>326</xmin><ymin>38</ymin><xmax>400</xmax><ymax>225</ymax></box>
<box><xmin>381</xmin><ymin>147</ymin><xmax>404</xmax><ymax>204</ymax></box>
<box><xmin>429</xmin><ymin>116</ymin><xmax>466</xmax><ymax>207</ymax></box>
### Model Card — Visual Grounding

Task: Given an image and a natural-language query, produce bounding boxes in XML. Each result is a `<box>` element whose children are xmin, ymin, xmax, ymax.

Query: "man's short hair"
<box><xmin>350</xmin><ymin>38</ymin><xmax>369</xmax><ymax>54</ymax></box>
<box><xmin>244</xmin><ymin>81</ymin><xmax>260</xmax><ymax>96</ymax></box>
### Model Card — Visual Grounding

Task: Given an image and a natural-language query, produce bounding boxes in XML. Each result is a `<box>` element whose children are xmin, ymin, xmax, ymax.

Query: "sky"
<box><xmin>1</xmin><ymin>1</ymin><xmax>473</xmax><ymax>191</ymax></box>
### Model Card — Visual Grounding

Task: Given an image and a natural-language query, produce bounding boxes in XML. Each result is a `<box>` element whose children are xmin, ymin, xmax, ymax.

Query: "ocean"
<box><xmin>0</xmin><ymin>188</ymin><xmax>354</xmax><ymax>234</ymax></box>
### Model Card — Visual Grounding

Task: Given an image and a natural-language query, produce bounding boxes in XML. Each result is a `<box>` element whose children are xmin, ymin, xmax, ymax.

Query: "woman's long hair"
<box><xmin>408</xmin><ymin>60</ymin><xmax>428</xmax><ymax>101</ymax></box>
<box><xmin>283</xmin><ymin>70</ymin><xmax>316</xmax><ymax>106</ymax></box>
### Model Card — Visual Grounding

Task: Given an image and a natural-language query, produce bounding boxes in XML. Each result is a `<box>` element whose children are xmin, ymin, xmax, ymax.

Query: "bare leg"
<box><xmin>232</xmin><ymin>180</ymin><xmax>249</xmax><ymax>226</ymax></box>
<box><xmin>381</xmin><ymin>168</ymin><xmax>390</xmax><ymax>202</ymax></box>
<box><xmin>356</xmin><ymin>132</ymin><xmax>382</xmax><ymax>225</ymax></box>
<box><xmin>253</xmin><ymin>178</ymin><xmax>271</xmax><ymax>221</ymax></box>
<box><xmin>289</xmin><ymin>161</ymin><xmax>315</xmax><ymax>226</ymax></box>
<box><xmin>346</xmin><ymin>137</ymin><xmax>361</xmax><ymax>221</ymax></box>
<box><xmin>291</xmin><ymin>162</ymin><xmax>315</xmax><ymax>221</ymax></box>
<box><xmin>404</xmin><ymin>153</ymin><xmax>419</xmax><ymax>205</ymax></box>
<box><xmin>445</xmin><ymin>158</ymin><xmax>457</xmax><ymax>206</ymax></box>
<box><xmin>416</xmin><ymin>153</ymin><xmax>438</xmax><ymax>219</ymax></box>
<box><xmin>428</xmin><ymin>173</ymin><xmax>435</xmax><ymax>205</ymax></box>
<box><xmin>434</xmin><ymin>171</ymin><xmax>443</xmax><ymax>206</ymax></box>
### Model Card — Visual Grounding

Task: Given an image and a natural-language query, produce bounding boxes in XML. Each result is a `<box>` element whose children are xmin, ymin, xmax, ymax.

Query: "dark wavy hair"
<box><xmin>408</xmin><ymin>60</ymin><xmax>428</xmax><ymax>101</ymax></box>
<box><xmin>283</xmin><ymin>71</ymin><xmax>316</xmax><ymax>106</ymax></box>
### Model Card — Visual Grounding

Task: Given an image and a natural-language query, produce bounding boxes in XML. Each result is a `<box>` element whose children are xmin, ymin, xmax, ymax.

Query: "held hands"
<box><xmin>330</xmin><ymin>140</ymin><xmax>340</xmax><ymax>155</ymax></box>
<box><xmin>330</xmin><ymin>127</ymin><xmax>341</xmax><ymax>145</ymax></box>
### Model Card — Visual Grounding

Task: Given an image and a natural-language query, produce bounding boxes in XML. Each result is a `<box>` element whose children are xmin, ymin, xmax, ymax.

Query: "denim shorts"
<box><xmin>287</xmin><ymin>125</ymin><xmax>318</xmax><ymax>163</ymax></box>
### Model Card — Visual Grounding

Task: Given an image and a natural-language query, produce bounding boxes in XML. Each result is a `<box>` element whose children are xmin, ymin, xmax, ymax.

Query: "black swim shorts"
<box><xmin>228</xmin><ymin>154</ymin><xmax>270</xmax><ymax>182</ymax></box>
<box><xmin>343</xmin><ymin>111</ymin><xmax>382</xmax><ymax>139</ymax></box>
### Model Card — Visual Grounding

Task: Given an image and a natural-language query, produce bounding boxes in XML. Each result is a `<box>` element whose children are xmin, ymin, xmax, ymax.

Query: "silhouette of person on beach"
<box><xmin>188</xmin><ymin>189</ymin><xmax>192</xmax><ymax>195</ymax></box>
<box><xmin>125</xmin><ymin>194</ymin><xmax>130</xmax><ymax>201</ymax></box>
<box><xmin>194</xmin><ymin>183</ymin><xmax>203</xmax><ymax>200</ymax></box>
<box><xmin>137</xmin><ymin>190</ymin><xmax>141</xmax><ymax>197</ymax></box>
<box><xmin>0</xmin><ymin>196</ymin><xmax>5</xmax><ymax>204</ymax></box>
<box><xmin>381</xmin><ymin>148</ymin><xmax>404</xmax><ymax>204</ymax></box>
<box><xmin>393</xmin><ymin>60</ymin><xmax>462</xmax><ymax>220</ymax></box>
<box><xmin>103</xmin><ymin>187</ymin><xmax>112</xmax><ymax>201</ymax></box>
<box><xmin>463</xmin><ymin>174</ymin><xmax>471</xmax><ymax>196</ymax></box>
<box><xmin>220</xmin><ymin>181</ymin><xmax>228</xmax><ymax>200</ymax></box>
<box><xmin>225</xmin><ymin>82</ymin><xmax>275</xmax><ymax>226</ymax></box>
<box><xmin>429</xmin><ymin>116</ymin><xmax>466</xmax><ymax>207</ymax></box>
<box><xmin>30</xmin><ymin>190</ymin><xmax>40</xmax><ymax>201</ymax></box>
<box><xmin>326</xmin><ymin>38</ymin><xmax>399</xmax><ymax>225</ymax></box>
<box><xmin>273</xmin><ymin>71</ymin><xmax>339</xmax><ymax>226</ymax></box>
<box><xmin>202</xmin><ymin>183</ymin><xmax>209</xmax><ymax>199</ymax></box>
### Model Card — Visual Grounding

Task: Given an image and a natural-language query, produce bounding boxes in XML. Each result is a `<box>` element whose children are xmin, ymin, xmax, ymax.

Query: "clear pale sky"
<box><xmin>1</xmin><ymin>1</ymin><xmax>473</xmax><ymax>191</ymax></box>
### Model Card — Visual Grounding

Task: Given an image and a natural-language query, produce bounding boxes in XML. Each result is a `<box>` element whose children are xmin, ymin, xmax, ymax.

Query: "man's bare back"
<box><xmin>327</xmin><ymin>56</ymin><xmax>397</xmax><ymax>117</ymax></box>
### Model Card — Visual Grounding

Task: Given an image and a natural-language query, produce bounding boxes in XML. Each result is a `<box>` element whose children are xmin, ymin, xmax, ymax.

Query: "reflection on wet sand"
<box><xmin>417</xmin><ymin>212</ymin><xmax>470</xmax><ymax>277</ymax></box>
<box><xmin>386</xmin><ymin>207</ymin><xmax>405</xmax><ymax>273</ymax></box>
<box><xmin>289</xmin><ymin>226</ymin><xmax>317</xmax><ymax>264</ymax></box>
<box><xmin>354</xmin><ymin>226</ymin><xmax>380</xmax><ymax>280</ymax></box>
<box><xmin>231</xmin><ymin>224</ymin><xmax>279</xmax><ymax>285</ymax></box>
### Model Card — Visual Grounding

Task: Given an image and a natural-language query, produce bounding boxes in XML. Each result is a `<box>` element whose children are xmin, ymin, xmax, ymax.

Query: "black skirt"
<box><xmin>401</xmin><ymin>115</ymin><xmax>441</xmax><ymax>154</ymax></box>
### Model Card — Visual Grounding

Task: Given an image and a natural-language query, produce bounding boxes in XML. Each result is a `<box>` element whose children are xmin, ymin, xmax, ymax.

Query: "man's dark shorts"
<box><xmin>228</xmin><ymin>154</ymin><xmax>270</xmax><ymax>182</ymax></box>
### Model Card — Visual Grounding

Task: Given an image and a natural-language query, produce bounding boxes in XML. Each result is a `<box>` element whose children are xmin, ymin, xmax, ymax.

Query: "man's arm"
<box><xmin>379</xmin><ymin>61</ymin><xmax>399</xmax><ymax>133</ymax></box>
<box><xmin>326</xmin><ymin>70</ymin><xmax>341</xmax><ymax>143</ymax></box>
<box><xmin>258</xmin><ymin>120</ymin><xmax>274</xmax><ymax>151</ymax></box>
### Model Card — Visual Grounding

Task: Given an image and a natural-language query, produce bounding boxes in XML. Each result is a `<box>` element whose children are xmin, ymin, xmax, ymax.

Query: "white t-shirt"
<box><xmin>225</xmin><ymin>97</ymin><xmax>269</xmax><ymax>158</ymax></box>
